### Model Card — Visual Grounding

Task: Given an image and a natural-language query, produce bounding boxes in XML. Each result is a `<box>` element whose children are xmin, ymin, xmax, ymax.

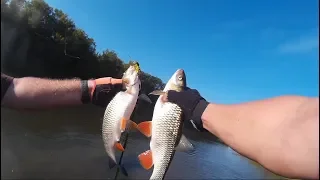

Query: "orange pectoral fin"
<box><xmin>137</xmin><ymin>121</ymin><xmax>152</xmax><ymax>137</ymax></box>
<box><xmin>138</xmin><ymin>150</ymin><xmax>153</xmax><ymax>170</ymax></box>
<box><xmin>120</xmin><ymin>118</ymin><xmax>127</xmax><ymax>132</ymax></box>
<box><xmin>115</xmin><ymin>142</ymin><xmax>125</xmax><ymax>152</ymax></box>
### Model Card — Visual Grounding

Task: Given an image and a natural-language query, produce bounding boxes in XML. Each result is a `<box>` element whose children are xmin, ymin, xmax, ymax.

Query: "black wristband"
<box><xmin>190</xmin><ymin>99</ymin><xmax>209</xmax><ymax>132</ymax></box>
<box><xmin>80</xmin><ymin>80</ymin><xmax>91</xmax><ymax>104</ymax></box>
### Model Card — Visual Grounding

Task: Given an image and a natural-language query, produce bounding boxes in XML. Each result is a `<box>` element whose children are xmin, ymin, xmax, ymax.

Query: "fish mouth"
<box><xmin>131</xmin><ymin>61</ymin><xmax>141</xmax><ymax>74</ymax></box>
<box><xmin>176</xmin><ymin>68</ymin><xmax>187</xmax><ymax>88</ymax></box>
<box><xmin>175</xmin><ymin>69</ymin><xmax>185</xmax><ymax>77</ymax></box>
<box><xmin>122</xmin><ymin>62</ymin><xmax>141</xmax><ymax>87</ymax></box>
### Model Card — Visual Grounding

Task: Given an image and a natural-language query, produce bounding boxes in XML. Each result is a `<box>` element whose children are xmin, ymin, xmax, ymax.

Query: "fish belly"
<box><xmin>102</xmin><ymin>92</ymin><xmax>137</xmax><ymax>160</ymax></box>
<box><xmin>150</xmin><ymin>102</ymin><xmax>183</xmax><ymax>180</ymax></box>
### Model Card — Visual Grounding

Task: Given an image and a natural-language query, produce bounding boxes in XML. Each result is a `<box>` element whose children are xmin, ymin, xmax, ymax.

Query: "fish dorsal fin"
<box><xmin>149</xmin><ymin>90</ymin><xmax>167</xmax><ymax>106</ymax></box>
<box><xmin>149</xmin><ymin>90</ymin><xmax>166</xmax><ymax>96</ymax></box>
<box><xmin>175</xmin><ymin>134</ymin><xmax>195</xmax><ymax>153</ymax></box>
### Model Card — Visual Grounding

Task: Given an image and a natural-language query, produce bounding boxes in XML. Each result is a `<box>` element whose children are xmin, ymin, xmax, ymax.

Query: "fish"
<box><xmin>102</xmin><ymin>62</ymin><xmax>151</xmax><ymax>177</ymax></box>
<box><xmin>137</xmin><ymin>69</ymin><xmax>195</xmax><ymax>180</ymax></box>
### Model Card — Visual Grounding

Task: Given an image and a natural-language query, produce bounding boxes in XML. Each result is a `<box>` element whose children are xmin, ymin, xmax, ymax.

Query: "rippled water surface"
<box><xmin>1</xmin><ymin>106</ymin><xmax>284</xmax><ymax>179</ymax></box>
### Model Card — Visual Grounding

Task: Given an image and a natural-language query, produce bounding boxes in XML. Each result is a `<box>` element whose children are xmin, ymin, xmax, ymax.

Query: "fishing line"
<box><xmin>114</xmin><ymin>58</ymin><xmax>144</xmax><ymax>180</ymax></box>
<box><xmin>34</xmin><ymin>25</ymin><xmax>81</xmax><ymax>60</ymax></box>
<box><xmin>113</xmin><ymin>131</ymin><xmax>130</xmax><ymax>180</ymax></box>
<box><xmin>113</xmin><ymin>104</ymin><xmax>138</xmax><ymax>180</ymax></box>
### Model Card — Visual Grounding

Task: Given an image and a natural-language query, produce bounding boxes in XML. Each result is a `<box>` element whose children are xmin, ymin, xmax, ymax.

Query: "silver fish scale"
<box><xmin>102</xmin><ymin>92</ymin><xmax>125</xmax><ymax>162</ymax></box>
<box><xmin>150</xmin><ymin>102</ymin><xmax>183</xmax><ymax>180</ymax></box>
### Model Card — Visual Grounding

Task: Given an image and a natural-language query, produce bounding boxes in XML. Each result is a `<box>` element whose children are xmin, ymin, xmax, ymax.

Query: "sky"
<box><xmin>46</xmin><ymin>0</ymin><xmax>319</xmax><ymax>103</ymax></box>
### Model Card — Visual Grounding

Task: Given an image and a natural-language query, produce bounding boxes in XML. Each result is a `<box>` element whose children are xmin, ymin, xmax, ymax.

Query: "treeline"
<box><xmin>1</xmin><ymin>0</ymin><xmax>165</xmax><ymax>98</ymax></box>
<box><xmin>1</xmin><ymin>0</ymin><xmax>220</xmax><ymax>142</ymax></box>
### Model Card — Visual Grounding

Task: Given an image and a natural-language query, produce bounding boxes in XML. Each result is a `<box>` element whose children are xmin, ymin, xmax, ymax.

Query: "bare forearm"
<box><xmin>202</xmin><ymin>96</ymin><xmax>319</xmax><ymax>179</ymax></box>
<box><xmin>2</xmin><ymin>77</ymin><xmax>94</xmax><ymax>109</ymax></box>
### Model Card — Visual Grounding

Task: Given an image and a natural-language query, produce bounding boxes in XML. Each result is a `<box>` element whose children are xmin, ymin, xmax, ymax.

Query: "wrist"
<box><xmin>88</xmin><ymin>79</ymin><xmax>96</xmax><ymax>101</ymax></box>
<box><xmin>201</xmin><ymin>103</ymin><xmax>230</xmax><ymax>135</ymax></box>
<box><xmin>191</xmin><ymin>99</ymin><xmax>209</xmax><ymax>131</ymax></box>
<box><xmin>201</xmin><ymin>103</ymin><xmax>213</xmax><ymax>131</ymax></box>
<box><xmin>80</xmin><ymin>79</ymin><xmax>96</xmax><ymax>104</ymax></box>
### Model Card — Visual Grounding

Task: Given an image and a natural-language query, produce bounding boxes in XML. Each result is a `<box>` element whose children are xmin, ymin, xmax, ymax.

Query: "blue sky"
<box><xmin>46</xmin><ymin>0</ymin><xmax>319</xmax><ymax>103</ymax></box>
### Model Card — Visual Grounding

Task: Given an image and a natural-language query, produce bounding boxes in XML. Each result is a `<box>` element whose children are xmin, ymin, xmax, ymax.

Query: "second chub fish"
<box><xmin>137</xmin><ymin>69</ymin><xmax>195</xmax><ymax>180</ymax></box>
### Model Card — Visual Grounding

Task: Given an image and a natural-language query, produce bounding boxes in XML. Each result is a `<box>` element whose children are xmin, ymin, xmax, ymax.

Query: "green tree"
<box><xmin>1</xmin><ymin>0</ymin><xmax>164</xmax><ymax>98</ymax></box>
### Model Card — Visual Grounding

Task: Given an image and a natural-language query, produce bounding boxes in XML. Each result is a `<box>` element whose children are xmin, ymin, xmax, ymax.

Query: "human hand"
<box><xmin>164</xmin><ymin>87</ymin><xmax>209</xmax><ymax>131</ymax></box>
<box><xmin>90</xmin><ymin>77</ymin><xmax>124</xmax><ymax>107</ymax></box>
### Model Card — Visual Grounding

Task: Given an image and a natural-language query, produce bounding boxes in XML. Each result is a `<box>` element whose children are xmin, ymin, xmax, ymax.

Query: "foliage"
<box><xmin>1</xmin><ymin>0</ymin><xmax>165</xmax><ymax>96</ymax></box>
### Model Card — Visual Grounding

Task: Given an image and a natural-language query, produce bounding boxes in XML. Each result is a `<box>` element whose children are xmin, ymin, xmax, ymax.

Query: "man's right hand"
<box><xmin>165</xmin><ymin>87</ymin><xmax>209</xmax><ymax>131</ymax></box>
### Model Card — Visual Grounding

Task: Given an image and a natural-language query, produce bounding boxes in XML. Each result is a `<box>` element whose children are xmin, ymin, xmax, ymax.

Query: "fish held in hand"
<box><xmin>137</xmin><ymin>69</ymin><xmax>195</xmax><ymax>180</ymax></box>
<box><xmin>102</xmin><ymin>62</ymin><xmax>150</xmax><ymax>177</ymax></box>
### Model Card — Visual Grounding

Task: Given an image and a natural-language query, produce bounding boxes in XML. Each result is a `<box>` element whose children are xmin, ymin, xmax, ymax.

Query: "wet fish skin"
<box><xmin>102</xmin><ymin>63</ymin><xmax>143</xmax><ymax>177</ymax></box>
<box><xmin>150</xmin><ymin>103</ymin><xmax>184</xmax><ymax>179</ymax></box>
<box><xmin>137</xmin><ymin>69</ymin><xmax>194</xmax><ymax>180</ymax></box>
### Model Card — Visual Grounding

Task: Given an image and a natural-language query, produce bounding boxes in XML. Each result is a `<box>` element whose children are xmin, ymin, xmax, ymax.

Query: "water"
<box><xmin>1</xmin><ymin>105</ymin><xmax>284</xmax><ymax>179</ymax></box>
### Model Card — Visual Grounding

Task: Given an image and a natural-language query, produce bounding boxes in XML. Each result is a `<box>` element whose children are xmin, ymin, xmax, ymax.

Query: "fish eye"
<box><xmin>178</xmin><ymin>76</ymin><xmax>182</xmax><ymax>81</ymax></box>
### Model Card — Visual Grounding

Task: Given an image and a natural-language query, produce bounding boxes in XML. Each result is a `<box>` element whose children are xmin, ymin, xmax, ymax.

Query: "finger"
<box><xmin>95</xmin><ymin>77</ymin><xmax>111</xmax><ymax>85</ymax></box>
<box><xmin>111</xmin><ymin>78</ymin><xmax>123</xmax><ymax>85</ymax></box>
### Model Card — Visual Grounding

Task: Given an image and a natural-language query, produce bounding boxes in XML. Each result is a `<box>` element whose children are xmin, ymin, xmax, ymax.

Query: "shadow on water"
<box><xmin>1</xmin><ymin>106</ymin><xmax>285</xmax><ymax>179</ymax></box>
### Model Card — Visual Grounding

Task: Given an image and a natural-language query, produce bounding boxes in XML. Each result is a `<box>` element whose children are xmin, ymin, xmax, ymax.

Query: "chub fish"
<box><xmin>137</xmin><ymin>69</ymin><xmax>194</xmax><ymax>180</ymax></box>
<box><xmin>102</xmin><ymin>62</ymin><xmax>150</xmax><ymax>176</ymax></box>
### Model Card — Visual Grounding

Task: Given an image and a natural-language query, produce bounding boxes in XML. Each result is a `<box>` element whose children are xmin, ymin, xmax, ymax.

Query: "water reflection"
<box><xmin>1</xmin><ymin>106</ymin><xmax>282</xmax><ymax>179</ymax></box>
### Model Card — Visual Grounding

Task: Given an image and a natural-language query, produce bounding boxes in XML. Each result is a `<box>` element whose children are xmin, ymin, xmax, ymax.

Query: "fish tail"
<box><xmin>108</xmin><ymin>156</ymin><xmax>129</xmax><ymax>177</ymax></box>
<box><xmin>108</xmin><ymin>156</ymin><xmax>117</xmax><ymax>169</ymax></box>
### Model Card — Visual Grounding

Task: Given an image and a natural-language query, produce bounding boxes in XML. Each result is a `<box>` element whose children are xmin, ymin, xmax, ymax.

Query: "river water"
<box><xmin>1</xmin><ymin>105</ymin><xmax>285</xmax><ymax>179</ymax></box>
